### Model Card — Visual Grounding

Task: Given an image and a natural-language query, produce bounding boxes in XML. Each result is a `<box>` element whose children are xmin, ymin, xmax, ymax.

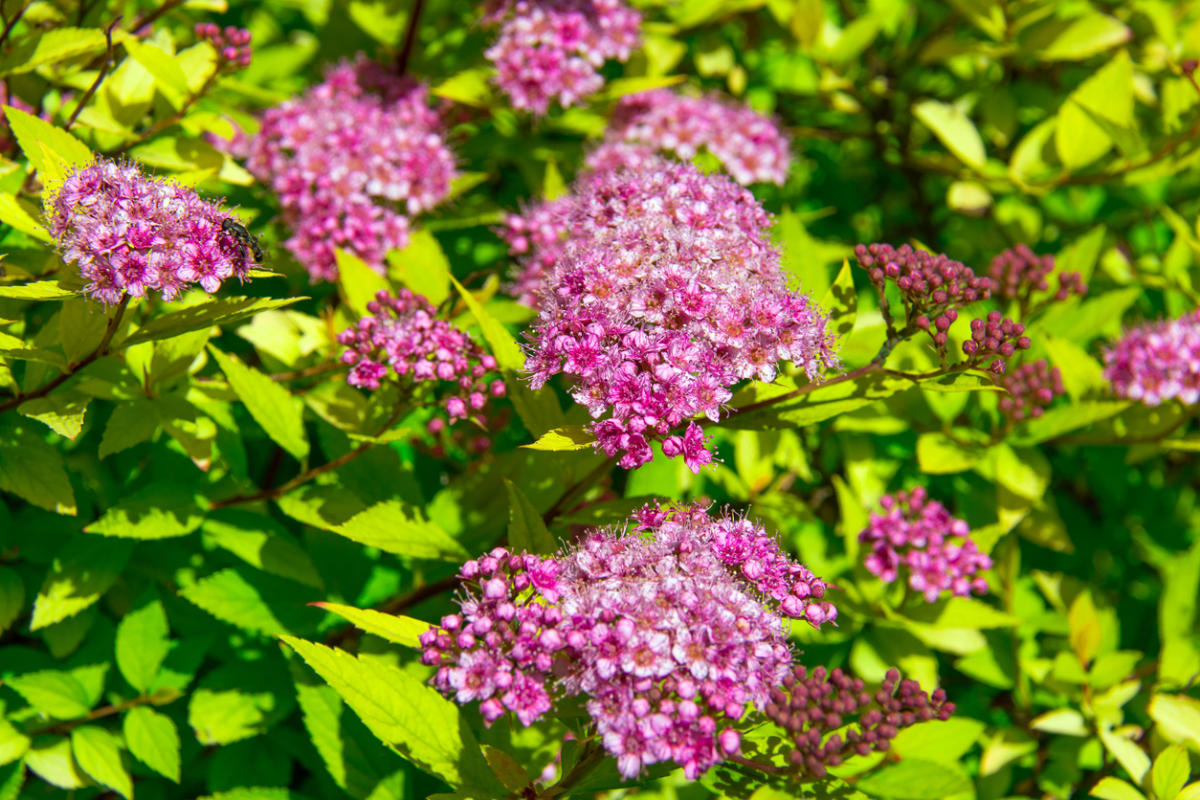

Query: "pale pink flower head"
<box><xmin>48</xmin><ymin>158</ymin><xmax>252</xmax><ymax>304</ymax></box>
<box><xmin>859</xmin><ymin>487</ymin><xmax>990</xmax><ymax>603</ymax></box>
<box><xmin>525</xmin><ymin>158</ymin><xmax>838</xmax><ymax>471</ymax></box>
<box><xmin>483</xmin><ymin>0</ymin><xmax>641</xmax><ymax>114</ymax></box>
<box><xmin>1103</xmin><ymin>309</ymin><xmax>1200</xmax><ymax>406</ymax></box>
<box><xmin>245</xmin><ymin>56</ymin><xmax>456</xmax><ymax>282</ymax></box>
<box><xmin>594</xmin><ymin>88</ymin><xmax>792</xmax><ymax>185</ymax></box>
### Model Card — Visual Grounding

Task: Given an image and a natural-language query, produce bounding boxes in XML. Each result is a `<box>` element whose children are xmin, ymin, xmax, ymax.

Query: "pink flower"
<box><xmin>1103</xmin><ymin>310</ymin><xmax>1200</xmax><ymax>406</ymax></box>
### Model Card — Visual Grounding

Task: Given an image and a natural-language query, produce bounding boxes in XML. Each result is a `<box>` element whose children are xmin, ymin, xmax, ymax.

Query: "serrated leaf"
<box><xmin>281</xmin><ymin>636</ymin><xmax>500</xmax><ymax>794</ymax></box>
<box><xmin>2</xmin><ymin>107</ymin><xmax>93</xmax><ymax>188</ymax></box>
<box><xmin>0</xmin><ymin>27</ymin><xmax>107</xmax><ymax>76</ymax></box>
<box><xmin>120</xmin><ymin>296</ymin><xmax>304</xmax><ymax>347</ymax></box>
<box><xmin>1148</xmin><ymin>694</ymin><xmax>1200</xmax><ymax>751</ymax></box>
<box><xmin>188</xmin><ymin>663</ymin><xmax>293</xmax><ymax>746</ymax></box>
<box><xmin>99</xmin><ymin>398</ymin><xmax>160</xmax><ymax>458</ymax></box>
<box><xmin>0</xmin><ymin>280</ymin><xmax>77</xmax><ymax>300</ymax></box>
<box><xmin>6</xmin><ymin>671</ymin><xmax>93</xmax><ymax>718</ymax></box>
<box><xmin>902</xmin><ymin>596</ymin><xmax>1019</xmax><ymax>629</ymax></box>
<box><xmin>18</xmin><ymin>392</ymin><xmax>90</xmax><ymax>440</ymax></box>
<box><xmin>387</xmin><ymin>230</ymin><xmax>450</xmax><ymax>305</ymax></box>
<box><xmin>891</xmin><ymin>718</ymin><xmax>985</xmax><ymax>764</ymax></box>
<box><xmin>333</xmin><ymin>500</ymin><xmax>468</xmax><ymax>561</ymax></box>
<box><xmin>0</xmin><ymin>421</ymin><xmax>78</xmax><ymax>513</ymax></box>
<box><xmin>313</xmin><ymin>602</ymin><xmax>431</xmax><ymax>648</ymax></box>
<box><xmin>913</xmin><ymin>99</ymin><xmax>986</xmax><ymax>169</ymax></box>
<box><xmin>210</xmin><ymin>347</ymin><xmax>309</xmax><ymax>461</ymax></box>
<box><xmin>0</xmin><ymin>193</ymin><xmax>51</xmax><ymax>242</ymax></box>
<box><xmin>203</xmin><ymin>511</ymin><xmax>323</xmax><ymax>589</ymax></box>
<box><xmin>123</xmin><ymin>706</ymin><xmax>180</xmax><ymax>782</ymax></box>
<box><xmin>336</xmin><ymin>248</ymin><xmax>389</xmax><ymax>318</ymax></box>
<box><xmin>31</xmin><ymin>538</ymin><xmax>133</xmax><ymax>629</ymax></box>
<box><xmin>0</xmin><ymin>714</ymin><xmax>30</xmax><ymax>767</ymax></box>
<box><xmin>71</xmin><ymin>726</ymin><xmax>132</xmax><ymax>800</ymax></box>
<box><xmin>522</xmin><ymin>425</ymin><xmax>595</xmax><ymax>451</ymax></box>
<box><xmin>123</xmin><ymin>38</ymin><xmax>189</xmax><ymax>109</ymax></box>
<box><xmin>504</xmin><ymin>479</ymin><xmax>556</xmax><ymax>555</ymax></box>
<box><xmin>84</xmin><ymin>483</ymin><xmax>206</xmax><ymax>539</ymax></box>
<box><xmin>179</xmin><ymin>568</ymin><xmax>293</xmax><ymax>637</ymax></box>
<box><xmin>916</xmin><ymin>432</ymin><xmax>988</xmax><ymax>474</ymax></box>
<box><xmin>115</xmin><ymin>594</ymin><xmax>170</xmax><ymax>692</ymax></box>
<box><xmin>446</xmin><ymin>273</ymin><xmax>524</xmax><ymax>371</ymax></box>
<box><xmin>855</xmin><ymin>757</ymin><xmax>972</xmax><ymax>798</ymax></box>
<box><xmin>24</xmin><ymin>737</ymin><xmax>89</xmax><ymax>790</ymax></box>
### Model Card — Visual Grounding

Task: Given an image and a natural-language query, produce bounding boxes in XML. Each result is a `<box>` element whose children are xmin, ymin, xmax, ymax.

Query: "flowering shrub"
<box><xmin>1</xmin><ymin>2</ymin><xmax>1199</xmax><ymax>800</ymax></box>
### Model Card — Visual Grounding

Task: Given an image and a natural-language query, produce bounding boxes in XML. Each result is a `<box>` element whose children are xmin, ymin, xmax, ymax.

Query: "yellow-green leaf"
<box><xmin>313</xmin><ymin>602</ymin><xmax>431</xmax><ymax>648</ymax></box>
<box><xmin>914</xmin><ymin>99</ymin><xmax>986</xmax><ymax>169</ymax></box>
<box><xmin>210</xmin><ymin>347</ymin><xmax>309</xmax><ymax>461</ymax></box>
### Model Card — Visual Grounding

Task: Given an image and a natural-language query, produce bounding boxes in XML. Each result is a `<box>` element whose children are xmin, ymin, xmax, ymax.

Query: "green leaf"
<box><xmin>913</xmin><ymin>99</ymin><xmax>986</xmax><ymax>169</ymax></box>
<box><xmin>855</xmin><ymin>758</ymin><xmax>972</xmax><ymax>798</ymax></box>
<box><xmin>1099</xmin><ymin>726</ymin><xmax>1152</xmax><ymax>785</ymax></box>
<box><xmin>0</xmin><ymin>27</ymin><xmax>107</xmax><ymax>76</ymax></box>
<box><xmin>123</xmin><ymin>706</ymin><xmax>180</xmax><ymax>782</ymax></box>
<box><xmin>432</xmin><ymin>68</ymin><xmax>494</xmax><ymax>107</ymax></box>
<box><xmin>0</xmin><ymin>566</ymin><xmax>23</xmax><ymax>634</ymax></box>
<box><xmin>18</xmin><ymin>392</ymin><xmax>90</xmax><ymax>440</ymax></box>
<box><xmin>0</xmin><ymin>715</ymin><xmax>30</xmax><ymax>767</ymax></box>
<box><xmin>506</xmin><ymin>371</ymin><xmax>566</xmax><ymax>438</ymax></box>
<box><xmin>0</xmin><ymin>193</ymin><xmax>52</xmax><ymax>242</ymax></box>
<box><xmin>122</xmin><ymin>38</ymin><xmax>189</xmax><ymax>109</ymax></box>
<box><xmin>819</xmin><ymin>259</ymin><xmax>857</xmax><ymax>338</ymax></box>
<box><xmin>522</xmin><ymin>425</ymin><xmax>595</xmax><ymax>451</ymax></box>
<box><xmin>210</xmin><ymin>347</ymin><xmax>309</xmax><ymax>461</ymax></box>
<box><xmin>203</xmin><ymin>510</ymin><xmax>323</xmax><ymax>589</ymax></box>
<box><xmin>99</xmin><ymin>398</ymin><xmax>160</xmax><ymax>458</ymax></box>
<box><xmin>24</xmin><ymin>737</ymin><xmax>89</xmax><ymax>790</ymax></box>
<box><xmin>596</xmin><ymin>74</ymin><xmax>684</xmax><ymax>100</ymax></box>
<box><xmin>902</xmin><ymin>596</ymin><xmax>1020</xmax><ymax>629</ymax></box>
<box><xmin>1031</xmin><ymin>708</ymin><xmax>1089</xmax><ymax>736</ymax></box>
<box><xmin>31</xmin><ymin>538</ymin><xmax>133</xmax><ymax>629</ymax></box>
<box><xmin>84</xmin><ymin>483</ymin><xmax>206</xmax><ymax>539</ymax></box>
<box><xmin>446</xmin><ymin>274</ymin><xmax>525</xmax><ymax>371</ymax></box>
<box><xmin>71</xmin><ymin>726</ymin><xmax>132</xmax><ymax>800</ymax></box>
<box><xmin>1010</xmin><ymin>401</ymin><xmax>1129</xmax><ymax>445</ymax></box>
<box><xmin>333</xmin><ymin>500</ymin><xmax>469</xmax><ymax>561</ymax></box>
<box><xmin>2</xmin><ymin>106</ymin><xmax>93</xmax><ymax>191</ymax></box>
<box><xmin>1056</xmin><ymin>224</ymin><xmax>1106</xmax><ymax>283</ymax></box>
<box><xmin>1150</xmin><ymin>744</ymin><xmax>1189</xmax><ymax>800</ymax></box>
<box><xmin>6</xmin><ymin>671</ymin><xmax>93</xmax><ymax>718</ymax></box>
<box><xmin>281</xmin><ymin>636</ymin><xmax>500</xmax><ymax>794</ymax></box>
<box><xmin>115</xmin><ymin>594</ymin><xmax>170</xmax><ymax>693</ymax></box>
<box><xmin>179</xmin><ymin>568</ymin><xmax>295</xmax><ymax>637</ymax></box>
<box><xmin>120</xmin><ymin>296</ymin><xmax>304</xmax><ymax>347</ymax></box>
<box><xmin>1148</xmin><ymin>694</ymin><xmax>1200</xmax><ymax>751</ymax></box>
<box><xmin>1027</xmin><ymin>12</ymin><xmax>1131</xmax><ymax>62</ymax></box>
<box><xmin>916</xmin><ymin>432</ymin><xmax>988</xmax><ymax>474</ymax></box>
<box><xmin>891</xmin><ymin>718</ymin><xmax>985</xmax><ymax>764</ymax></box>
<box><xmin>1089</xmin><ymin>777</ymin><xmax>1147</xmax><ymax>800</ymax></box>
<box><xmin>188</xmin><ymin>663</ymin><xmax>293</xmax><ymax>746</ymax></box>
<box><xmin>0</xmin><ymin>422</ymin><xmax>77</xmax><ymax>514</ymax></box>
<box><xmin>313</xmin><ymin>602</ymin><xmax>431</xmax><ymax>648</ymax></box>
<box><xmin>504</xmin><ymin>479</ymin><xmax>557</xmax><ymax>555</ymax></box>
<box><xmin>336</xmin><ymin>249</ymin><xmax>390</xmax><ymax>318</ymax></box>
<box><xmin>387</xmin><ymin>230</ymin><xmax>450</xmax><ymax>305</ymax></box>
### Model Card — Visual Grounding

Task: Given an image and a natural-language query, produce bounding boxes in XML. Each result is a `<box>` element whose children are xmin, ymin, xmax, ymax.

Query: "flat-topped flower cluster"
<box><xmin>245</xmin><ymin>57</ymin><xmax>456</xmax><ymax>282</ymax></box>
<box><xmin>525</xmin><ymin>158</ymin><xmax>837</xmax><ymax>470</ymax></box>
<box><xmin>420</xmin><ymin>504</ymin><xmax>837</xmax><ymax>780</ymax></box>
<box><xmin>1104</xmin><ymin>310</ymin><xmax>1200</xmax><ymax>406</ymax></box>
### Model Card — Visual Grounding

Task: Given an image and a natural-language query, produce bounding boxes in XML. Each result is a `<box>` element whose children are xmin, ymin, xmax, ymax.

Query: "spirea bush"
<box><xmin>0</xmin><ymin>2</ymin><xmax>1199</xmax><ymax>800</ymax></box>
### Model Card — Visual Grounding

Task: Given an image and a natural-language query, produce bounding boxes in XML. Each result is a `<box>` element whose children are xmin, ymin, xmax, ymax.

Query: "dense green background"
<box><xmin>0</xmin><ymin>0</ymin><xmax>1199</xmax><ymax>798</ymax></box>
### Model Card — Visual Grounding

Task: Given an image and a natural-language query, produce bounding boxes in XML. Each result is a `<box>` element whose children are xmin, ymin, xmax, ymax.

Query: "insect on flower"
<box><xmin>220</xmin><ymin>217</ymin><xmax>265</xmax><ymax>264</ymax></box>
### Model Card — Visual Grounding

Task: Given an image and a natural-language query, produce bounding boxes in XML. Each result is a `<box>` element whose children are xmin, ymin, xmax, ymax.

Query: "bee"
<box><xmin>221</xmin><ymin>217</ymin><xmax>265</xmax><ymax>264</ymax></box>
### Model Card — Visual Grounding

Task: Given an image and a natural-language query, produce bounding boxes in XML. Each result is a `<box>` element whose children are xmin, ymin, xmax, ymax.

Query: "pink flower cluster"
<box><xmin>498</xmin><ymin>195</ymin><xmax>573</xmax><ymax>307</ymax></box>
<box><xmin>525</xmin><ymin>159</ymin><xmax>838</xmax><ymax>471</ymax></box>
<box><xmin>591</xmin><ymin>89</ymin><xmax>792</xmax><ymax>185</ymax></box>
<box><xmin>764</xmin><ymin>667</ymin><xmax>954</xmax><ymax>779</ymax></box>
<box><xmin>420</xmin><ymin>504</ymin><xmax>836</xmax><ymax>780</ymax></box>
<box><xmin>338</xmin><ymin>289</ymin><xmax>505</xmax><ymax>423</ymax></box>
<box><xmin>194</xmin><ymin>23</ymin><xmax>252</xmax><ymax>70</ymax></box>
<box><xmin>859</xmin><ymin>488</ymin><xmax>991</xmax><ymax>603</ymax></box>
<box><xmin>483</xmin><ymin>0</ymin><xmax>641</xmax><ymax>115</ymax></box>
<box><xmin>1103</xmin><ymin>310</ymin><xmax>1200</xmax><ymax>406</ymax></box>
<box><xmin>999</xmin><ymin>359</ymin><xmax>1063</xmax><ymax>423</ymax></box>
<box><xmin>988</xmin><ymin>244</ymin><xmax>1087</xmax><ymax>309</ymax></box>
<box><xmin>245</xmin><ymin>58</ymin><xmax>456</xmax><ymax>282</ymax></box>
<box><xmin>48</xmin><ymin>159</ymin><xmax>252</xmax><ymax>304</ymax></box>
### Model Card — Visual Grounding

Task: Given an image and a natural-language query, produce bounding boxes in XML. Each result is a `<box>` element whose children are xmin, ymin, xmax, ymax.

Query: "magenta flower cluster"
<box><xmin>859</xmin><ymin>488</ymin><xmax>991</xmax><ymax>603</ymax></box>
<box><xmin>591</xmin><ymin>89</ymin><xmax>791</xmax><ymax>185</ymax></box>
<box><xmin>999</xmin><ymin>359</ymin><xmax>1063</xmax><ymax>423</ymax></box>
<box><xmin>245</xmin><ymin>57</ymin><xmax>456</xmax><ymax>282</ymax></box>
<box><xmin>764</xmin><ymin>666</ymin><xmax>954</xmax><ymax>778</ymax></box>
<box><xmin>338</xmin><ymin>289</ymin><xmax>505</xmax><ymax>423</ymax></box>
<box><xmin>1103</xmin><ymin>310</ymin><xmax>1200</xmax><ymax>406</ymax></box>
<box><xmin>498</xmin><ymin>195</ymin><xmax>573</xmax><ymax>308</ymax></box>
<box><xmin>49</xmin><ymin>159</ymin><xmax>252</xmax><ymax>304</ymax></box>
<box><xmin>483</xmin><ymin>0</ymin><xmax>641</xmax><ymax>115</ymax></box>
<box><xmin>420</xmin><ymin>504</ymin><xmax>836</xmax><ymax>780</ymax></box>
<box><xmin>988</xmin><ymin>244</ymin><xmax>1086</xmax><ymax>311</ymax></box>
<box><xmin>194</xmin><ymin>23</ymin><xmax>252</xmax><ymax>70</ymax></box>
<box><xmin>525</xmin><ymin>158</ymin><xmax>838</xmax><ymax>471</ymax></box>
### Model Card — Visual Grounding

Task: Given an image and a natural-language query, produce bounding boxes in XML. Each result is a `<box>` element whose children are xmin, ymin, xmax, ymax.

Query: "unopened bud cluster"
<box><xmin>764</xmin><ymin>666</ymin><xmax>954</xmax><ymax>779</ymax></box>
<box><xmin>999</xmin><ymin>359</ymin><xmax>1063</xmax><ymax>422</ymax></box>
<box><xmin>49</xmin><ymin>159</ymin><xmax>252</xmax><ymax>304</ymax></box>
<box><xmin>590</xmin><ymin>89</ymin><xmax>791</xmax><ymax>185</ymax></box>
<box><xmin>854</xmin><ymin>243</ymin><xmax>993</xmax><ymax>320</ymax></box>
<box><xmin>1103</xmin><ymin>310</ymin><xmax>1200</xmax><ymax>406</ymax></box>
<box><xmin>338</xmin><ymin>289</ymin><xmax>505</xmax><ymax>424</ymax></box>
<box><xmin>859</xmin><ymin>488</ymin><xmax>990</xmax><ymax>603</ymax></box>
<box><xmin>483</xmin><ymin>0</ymin><xmax>640</xmax><ymax>115</ymax></box>
<box><xmin>420</xmin><ymin>504</ymin><xmax>835</xmax><ymax>780</ymax></box>
<box><xmin>988</xmin><ymin>245</ymin><xmax>1087</xmax><ymax>309</ymax></box>
<box><xmin>194</xmin><ymin>23</ymin><xmax>252</xmax><ymax>70</ymax></box>
<box><xmin>963</xmin><ymin>310</ymin><xmax>1032</xmax><ymax>375</ymax></box>
<box><xmin>246</xmin><ymin>57</ymin><xmax>456</xmax><ymax>282</ymax></box>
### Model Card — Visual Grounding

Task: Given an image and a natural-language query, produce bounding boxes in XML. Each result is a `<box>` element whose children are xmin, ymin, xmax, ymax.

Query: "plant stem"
<box><xmin>0</xmin><ymin>1</ymin><xmax>29</xmax><ymax>50</ymax></box>
<box><xmin>547</xmin><ymin>740</ymin><xmax>607</xmax><ymax>798</ymax></box>
<box><xmin>64</xmin><ymin>17</ymin><xmax>121</xmax><ymax>131</ymax></box>
<box><xmin>0</xmin><ymin>295</ymin><xmax>129</xmax><ymax>414</ymax></box>
<box><xmin>541</xmin><ymin>456</ymin><xmax>616</xmax><ymax>525</ymax></box>
<box><xmin>395</xmin><ymin>0</ymin><xmax>426</xmax><ymax>76</ymax></box>
<box><xmin>29</xmin><ymin>688</ymin><xmax>180</xmax><ymax>736</ymax></box>
<box><xmin>128</xmin><ymin>0</ymin><xmax>184</xmax><ymax>34</ymax></box>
